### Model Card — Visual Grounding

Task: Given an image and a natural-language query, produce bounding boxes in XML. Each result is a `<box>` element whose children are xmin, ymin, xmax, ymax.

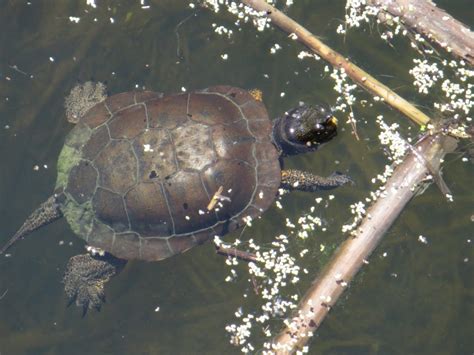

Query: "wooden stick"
<box><xmin>240</xmin><ymin>0</ymin><xmax>431</xmax><ymax>126</ymax></box>
<box><xmin>271</xmin><ymin>132</ymin><xmax>458</xmax><ymax>353</ymax></box>
<box><xmin>368</xmin><ymin>0</ymin><xmax>474</xmax><ymax>66</ymax></box>
<box><xmin>215</xmin><ymin>245</ymin><xmax>258</xmax><ymax>263</ymax></box>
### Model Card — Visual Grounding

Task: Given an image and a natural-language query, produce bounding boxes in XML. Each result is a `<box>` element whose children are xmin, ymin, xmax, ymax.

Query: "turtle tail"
<box><xmin>1</xmin><ymin>194</ymin><xmax>63</xmax><ymax>255</ymax></box>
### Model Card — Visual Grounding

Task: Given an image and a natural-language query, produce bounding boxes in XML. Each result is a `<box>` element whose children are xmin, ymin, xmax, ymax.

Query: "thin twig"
<box><xmin>0</xmin><ymin>289</ymin><xmax>8</xmax><ymax>301</ymax></box>
<box><xmin>175</xmin><ymin>12</ymin><xmax>196</xmax><ymax>61</ymax></box>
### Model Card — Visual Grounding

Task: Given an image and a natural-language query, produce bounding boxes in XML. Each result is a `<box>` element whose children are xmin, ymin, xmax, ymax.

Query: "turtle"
<box><xmin>1</xmin><ymin>83</ymin><xmax>351</xmax><ymax>312</ymax></box>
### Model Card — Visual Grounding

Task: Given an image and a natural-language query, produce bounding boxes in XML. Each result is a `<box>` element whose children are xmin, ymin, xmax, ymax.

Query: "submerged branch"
<box><xmin>271</xmin><ymin>131</ymin><xmax>458</xmax><ymax>353</ymax></box>
<box><xmin>368</xmin><ymin>0</ymin><xmax>474</xmax><ymax>66</ymax></box>
<box><xmin>240</xmin><ymin>0</ymin><xmax>431</xmax><ymax>126</ymax></box>
<box><xmin>215</xmin><ymin>245</ymin><xmax>258</xmax><ymax>262</ymax></box>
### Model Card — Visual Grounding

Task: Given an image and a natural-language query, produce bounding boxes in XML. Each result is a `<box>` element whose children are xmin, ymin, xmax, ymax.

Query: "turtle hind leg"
<box><xmin>281</xmin><ymin>169</ymin><xmax>353</xmax><ymax>192</ymax></box>
<box><xmin>0</xmin><ymin>194</ymin><xmax>63</xmax><ymax>255</ymax></box>
<box><xmin>63</xmin><ymin>253</ymin><xmax>127</xmax><ymax>315</ymax></box>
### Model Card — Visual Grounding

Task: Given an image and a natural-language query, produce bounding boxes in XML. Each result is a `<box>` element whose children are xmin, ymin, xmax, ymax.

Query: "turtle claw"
<box><xmin>63</xmin><ymin>253</ymin><xmax>126</xmax><ymax>314</ymax></box>
<box><xmin>79</xmin><ymin>286</ymin><xmax>105</xmax><ymax>316</ymax></box>
<box><xmin>76</xmin><ymin>281</ymin><xmax>106</xmax><ymax>314</ymax></box>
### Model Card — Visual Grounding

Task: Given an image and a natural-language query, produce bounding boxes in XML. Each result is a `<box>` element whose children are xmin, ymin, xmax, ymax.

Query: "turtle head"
<box><xmin>272</xmin><ymin>103</ymin><xmax>338</xmax><ymax>156</ymax></box>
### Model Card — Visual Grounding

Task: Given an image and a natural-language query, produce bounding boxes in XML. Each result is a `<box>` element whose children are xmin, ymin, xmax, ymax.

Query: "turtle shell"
<box><xmin>56</xmin><ymin>86</ymin><xmax>281</xmax><ymax>261</ymax></box>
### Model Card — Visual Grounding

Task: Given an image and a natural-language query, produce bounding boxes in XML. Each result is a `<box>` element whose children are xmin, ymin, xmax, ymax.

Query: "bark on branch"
<box><xmin>368</xmin><ymin>0</ymin><xmax>474</xmax><ymax>66</ymax></box>
<box><xmin>271</xmin><ymin>132</ymin><xmax>458</xmax><ymax>353</ymax></box>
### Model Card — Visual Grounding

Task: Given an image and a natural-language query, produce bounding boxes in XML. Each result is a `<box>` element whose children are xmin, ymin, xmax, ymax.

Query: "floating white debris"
<box><xmin>86</xmin><ymin>0</ymin><xmax>97</xmax><ymax>8</ymax></box>
<box><xmin>417</xmin><ymin>235</ymin><xmax>428</xmax><ymax>244</ymax></box>
<box><xmin>270</xmin><ymin>43</ymin><xmax>282</xmax><ymax>54</ymax></box>
<box><xmin>86</xmin><ymin>245</ymin><xmax>105</xmax><ymax>256</ymax></box>
<box><xmin>143</xmin><ymin>144</ymin><xmax>153</xmax><ymax>152</ymax></box>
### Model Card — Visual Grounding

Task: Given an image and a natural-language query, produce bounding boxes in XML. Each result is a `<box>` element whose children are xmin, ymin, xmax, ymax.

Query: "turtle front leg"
<box><xmin>63</xmin><ymin>252</ymin><xmax>126</xmax><ymax>314</ymax></box>
<box><xmin>281</xmin><ymin>169</ymin><xmax>353</xmax><ymax>192</ymax></box>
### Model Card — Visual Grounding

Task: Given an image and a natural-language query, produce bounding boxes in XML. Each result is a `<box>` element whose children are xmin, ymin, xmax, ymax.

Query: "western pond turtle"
<box><xmin>1</xmin><ymin>83</ymin><xmax>350</xmax><ymax>312</ymax></box>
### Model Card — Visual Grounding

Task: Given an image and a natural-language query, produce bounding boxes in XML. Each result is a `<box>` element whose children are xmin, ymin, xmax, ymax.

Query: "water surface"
<box><xmin>0</xmin><ymin>1</ymin><xmax>472</xmax><ymax>354</ymax></box>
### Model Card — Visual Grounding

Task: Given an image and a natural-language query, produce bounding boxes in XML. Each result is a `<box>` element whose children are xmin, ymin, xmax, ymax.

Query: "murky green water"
<box><xmin>0</xmin><ymin>1</ymin><xmax>472</xmax><ymax>354</ymax></box>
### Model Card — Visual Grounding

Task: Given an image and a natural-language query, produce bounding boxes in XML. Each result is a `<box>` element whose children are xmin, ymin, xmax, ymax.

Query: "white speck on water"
<box><xmin>86</xmin><ymin>245</ymin><xmax>104</xmax><ymax>256</ymax></box>
<box><xmin>143</xmin><ymin>144</ymin><xmax>154</xmax><ymax>152</ymax></box>
<box><xmin>418</xmin><ymin>235</ymin><xmax>428</xmax><ymax>244</ymax></box>
<box><xmin>49</xmin><ymin>57</ymin><xmax>55</xmax><ymax>62</ymax></box>
<box><xmin>86</xmin><ymin>0</ymin><xmax>97</xmax><ymax>8</ymax></box>
<box><xmin>69</xmin><ymin>16</ymin><xmax>80</xmax><ymax>23</ymax></box>
<box><xmin>270</xmin><ymin>43</ymin><xmax>282</xmax><ymax>54</ymax></box>
<box><xmin>288</xmin><ymin>33</ymin><xmax>298</xmax><ymax>40</ymax></box>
